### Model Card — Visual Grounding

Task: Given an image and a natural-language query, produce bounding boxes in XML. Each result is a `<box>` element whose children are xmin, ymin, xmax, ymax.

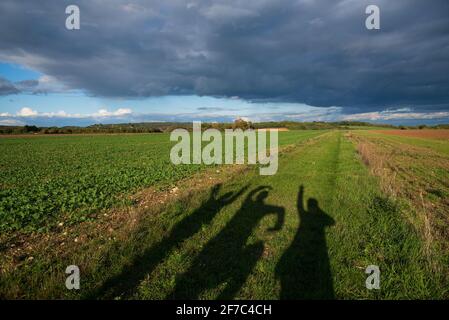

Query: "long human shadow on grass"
<box><xmin>275</xmin><ymin>185</ymin><xmax>335</xmax><ymax>299</ymax></box>
<box><xmin>169</xmin><ymin>186</ymin><xmax>285</xmax><ymax>299</ymax></box>
<box><xmin>90</xmin><ymin>183</ymin><xmax>248</xmax><ymax>299</ymax></box>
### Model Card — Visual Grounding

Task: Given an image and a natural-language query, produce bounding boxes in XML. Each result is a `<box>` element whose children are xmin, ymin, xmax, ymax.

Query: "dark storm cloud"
<box><xmin>0</xmin><ymin>0</ymin><xmax>448</xmax><ymax>113</ymax></box>
<box><xmin>0</xmin><ymin>77</ymin><xmax>53</xmax><ymax>95</ymax></box>
<box><xmin>15</xmin><ymin>79</ymin><xmax>39</xmax><ymax>89</ymax></box>
<box><xmin>0</xmin><ymin>77</ymin><xmax>19</xmax><ymax>95</ymax></box>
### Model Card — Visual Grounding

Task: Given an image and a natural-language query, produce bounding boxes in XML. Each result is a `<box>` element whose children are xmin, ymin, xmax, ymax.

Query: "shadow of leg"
<box><xmin>216</xmin><ymin>242</ymin><xmax>264</xmax><ymax>300</ymax></box>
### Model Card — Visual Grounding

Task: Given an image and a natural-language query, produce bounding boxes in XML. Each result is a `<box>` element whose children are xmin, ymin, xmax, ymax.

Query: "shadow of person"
<box><xmin>89</xmin><ymin>183</ymin><xmax>248</xmax><ymax>299</ymax></box>
<box><xmin>275</xmin><ymin>185</ymin><xmax>335</xmax><ymax>299</ymax></box>
<box><xmin>169</xmin><ymin>186</ymin><xmax>285</xmax><ymax>299</ymax></box>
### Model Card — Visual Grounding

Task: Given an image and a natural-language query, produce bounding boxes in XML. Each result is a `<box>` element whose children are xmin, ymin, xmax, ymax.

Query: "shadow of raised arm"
<box><xmin>267</xmin><ymin>206</ymin><xmax>285</xmax><ymax>232</ymax></box>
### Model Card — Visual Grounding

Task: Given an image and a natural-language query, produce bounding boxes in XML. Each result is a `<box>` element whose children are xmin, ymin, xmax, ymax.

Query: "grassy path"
<box><xmin>92</xmin><ymin>131</ymin><xmax>444</xmax><ymax>299</ymax></box>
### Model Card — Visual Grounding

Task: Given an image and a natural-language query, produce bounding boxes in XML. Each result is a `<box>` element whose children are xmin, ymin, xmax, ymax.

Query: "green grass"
<box><xmin>0</xmin><ymin>131</ymin><xmax>320</xmax><ymax>233</ymax></box>
<box><xmin>1</xmin><ymin>130</ymin><xmax>447</xmax><ymax>299</ymax></box>
<box><xmin>39</xmin><ymin>131</ymin><xmax>444</xmax><ymax>299</ymax></box>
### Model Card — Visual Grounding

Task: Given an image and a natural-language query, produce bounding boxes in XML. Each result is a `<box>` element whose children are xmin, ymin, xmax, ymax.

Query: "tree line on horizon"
<box><xmin>0</xmin><ymin>120</ymin><xmax>448</xmax><ymax>135</ymax></box>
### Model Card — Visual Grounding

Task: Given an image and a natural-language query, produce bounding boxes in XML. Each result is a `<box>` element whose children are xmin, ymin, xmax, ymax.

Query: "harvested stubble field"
<box><xmin>377</xmin><ymin>129</ymin><xmax>449</xmax><ymax>140</ymax></box>
<box><xmin>0</xmin><ymin>130</ymin><xmax>448</xmax><ymax>299</ymax></box>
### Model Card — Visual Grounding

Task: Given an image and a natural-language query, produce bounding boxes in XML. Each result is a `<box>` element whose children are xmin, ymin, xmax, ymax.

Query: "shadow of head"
<box><xmin>307</xmin><ymin>198</ymin><xmax>319</xmax><ymax>211</ymax></box>
<box><xmin>307</xmin><ymin>198</ymin><xmax>335</xmax><ymax>226</ymax></box>
<box><xmin>256</xmin><ymin>190</ymin><xmax>269</xmax><ymax>202</ymax></box>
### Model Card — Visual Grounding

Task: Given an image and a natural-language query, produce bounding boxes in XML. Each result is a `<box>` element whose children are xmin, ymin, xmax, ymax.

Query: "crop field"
<box><xmin>0</xmin><ymin>131</ymin><xmax>317</xmax><ymax>234</ymax></box>
<box><xmin>0</xmin><ymin>134</ymin><xmax>204</xmax><ymax>233</ymax></box>
<box><xmin>0</xmin><ymin>130</ymin><xmax>448</xmax><ymax>299</ymax></box>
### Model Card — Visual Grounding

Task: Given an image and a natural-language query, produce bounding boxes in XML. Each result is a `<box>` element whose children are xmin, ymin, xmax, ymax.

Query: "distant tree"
<box><xmin>233</xmin><ymin>118</ymin><xmax>251</xmax><ymax>130</ymax></box>
<box><xmin>24</xmin><ymin>125</ymin><xmax>40</xmax><ymax>133</ymax></box>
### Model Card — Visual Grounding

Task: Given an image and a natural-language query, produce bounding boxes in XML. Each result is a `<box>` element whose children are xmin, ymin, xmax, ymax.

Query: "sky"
<box><xmin>0</xmin><ymin>0</ymin><xmax>449</xmax><ymax>126</ymax></box>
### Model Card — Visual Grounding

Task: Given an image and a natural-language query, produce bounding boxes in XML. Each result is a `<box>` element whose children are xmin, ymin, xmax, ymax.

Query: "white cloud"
<box><xmin>17</xmin><ymin>107</ymin><xmax>38</xmax><ymax>117</ymax></box>
<box><xmin>36</xmin><ymin>75</ymin><xmax>65</xmax><ymax>90</ymax></box>
<box><xmin>343</xmin><ymin>109</ymin><xmax>449</xmax><ymax>121</ymax></box>
<box><xmin>0</xmin><ymin>119</ymin><xmax>25</xmax><ymax>126</ymax></box>
<box><xmin>93</xmin><ymin>108</ymin><xmax>133</xmax><ymax>117</ymax></box>
<box><xmin>235</xmin><ymin>116</ymin><xmax>251</xmax><ymax>122</ymax></box>
<box><xmin>0</xmin><ymin>107</ymin><xmax>134</xmax><ymax>119</ymax></box>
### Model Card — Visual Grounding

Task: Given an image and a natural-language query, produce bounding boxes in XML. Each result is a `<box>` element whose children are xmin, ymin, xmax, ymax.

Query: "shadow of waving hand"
<box><xmin>169</xmin><ymin>186</ymin><xmax>285</xmax><ymax>299</ymax></box>
<box><xmin>275</xmin><ymin>185</ymin><xmax>335</xmax><ymax>299</ymax></box>
<box><xmin>90</xmin><ymin>183</ymin><xmax>247</xmax><ymax>299</ymax></box>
